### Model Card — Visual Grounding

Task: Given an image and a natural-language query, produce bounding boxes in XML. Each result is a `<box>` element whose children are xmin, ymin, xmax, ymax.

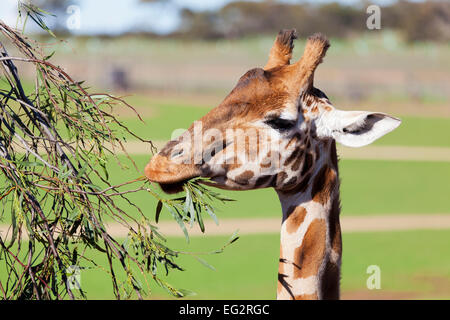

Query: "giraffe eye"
<box><xmin>264</xmin><ymin>118</ymin><xmax>296</xmax><ymax>132</ymax></box>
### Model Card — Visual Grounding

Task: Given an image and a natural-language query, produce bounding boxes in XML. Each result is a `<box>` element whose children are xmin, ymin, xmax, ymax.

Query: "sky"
<box><xmin>0</xmin><ymin>0</ymin><xmax>421</xmax><ymax>35</ymax></box>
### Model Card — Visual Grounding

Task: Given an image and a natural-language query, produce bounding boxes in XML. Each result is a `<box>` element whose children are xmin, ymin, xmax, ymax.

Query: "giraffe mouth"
<box><xmin>158</xmin><ymin>179</ymin><xmax>190</xmax><ymax>194</ymax></box>
<box><xmin>144</xmin><ymin>153</ymin><xmax>204</xmax><ymax>194</ymax></box>
<box><xmin>158</xmin><ymin>176</ymin><xmax>230</xmax><ymax>194</ymax></box>
<box><xmin>158</xmin><ymin>176</ymin><xmax>223</xmax><ymax>194</ymax></box>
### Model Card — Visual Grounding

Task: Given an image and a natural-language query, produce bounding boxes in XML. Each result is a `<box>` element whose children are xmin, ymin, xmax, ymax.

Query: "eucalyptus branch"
<box><xmin>0</xmin><ymin>4</ymin><xmax>236</xmax><ymax>300</ymax></box>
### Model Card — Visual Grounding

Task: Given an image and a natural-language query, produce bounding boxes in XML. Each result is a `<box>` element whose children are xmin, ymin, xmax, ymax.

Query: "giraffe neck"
<box><xmin>276</xmin><ymin>140</ymin><xmax>342</xmax><ymax>300</ymax></box>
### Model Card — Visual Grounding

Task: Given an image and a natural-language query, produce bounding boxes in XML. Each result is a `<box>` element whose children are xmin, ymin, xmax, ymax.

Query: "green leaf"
<box><xmin>58</xmin><ymin>164</ymin><xmax>73</xmax><ymax>180</ymax></box>
<box><xmin>229</xmin><ymin>236</ymin><xmax>240</xmax><ymax>245</ymax></box>
<box><xmin>68</xmin><ymin>210</ymin><xmax>80</xmax><ymax>223</ymax></box>
<box><xmin>184</xmin><ymin>190</ymin><xmax>196</xmax><ymax>228</ymax></box>
<box><xmin>155</xmin><ymin>200</ymin><xmax>163</xmax><ymax>223</ymax></box>
<box><xmin>177</xmin><ymin>289</ymin><xmax>197</xmax><ymax>297</ymax></box>
<box><xmin>196</xmin><ymin>206</ymin><xmax>205</xmax><ymax>233</ymax></box>
<box><xmin>205</xmin><ymin>205</ymin><xmax>219</xmax><ymax>226</ymax></box>
<box><xmin>122</xmin><ymin>237</ymin><xmax>130</xmax><ymax>252</ymax></box>
<box><xmin>18</xmin><ymin>161</ymin><xmax>43</xmax><ymax>167</ymax></box>
<box><xmin>23</xmin><ymin>212</ymin><xmax>34</xmax><ymax>239</ymax></box>
<box><xmin>229</xmin><ymin>229</ymin><xmax>240</xmax><ymax>244</ymax></box>
<box><xmin>148</xmin><ymin>223</ymin><xmax>166</xmax><ymax>241</ymax></box>
<box><xmin>100</xmin><ymin>162</ymin><xmax>109</xmax><ymax>180</ymax></box>
<box><xmin>7</xmin><ymin>197</ymin><xmax>18</xmax><ymax>249</ymax></box>
<box><xmin>183</xmin><ymin>189</ymin><xmax>192</xmax><ymax>215</ymax></box>
<box><xmin>164</xmin><ymin>203</ymin><xmax>189</xmax><ymax>243</ymax></box>
<box><xmin>76</xmin><ymin>164</ymin><xmax>88</xmax><ymax>179</ymax></box>
<box><xmin>132</xmin><ymin>277</ymin><xmax>143</xmax><ymax>290</ymax></box>
<box><xmin>44</xmin><ymin>51</ymin><xmax>55</xmax><ymax>61</ymax></box>
<box><xmin>193</xmin><ymin>256</ymin><xmax>216</xmax><ymax>271</ymax></box>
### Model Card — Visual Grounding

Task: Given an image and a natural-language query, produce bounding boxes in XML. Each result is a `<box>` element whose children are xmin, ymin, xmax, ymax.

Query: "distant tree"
<box><xmin>175</xmin><ymin>0</ymin><xmax>450</xmax><ymax>43</ymax></box>
<box><xmin>217</xmin><ymin>1</ymin><xmax>308</xmax><ymax>38</ymax></box>
<box><xmin>296</xmin><ymin>2</ymin><xmax>365</xmax><ymax>38</ymax></box>
<box><xmin>177</xmin><ymin>1</ymin><xmax>365</xmax><ymax>40</ymax></box>
<box><xmin>385</xmin><ymin>0</ymin><xmax>450</xmax><ymax>42</ymax></box>
<box><xmin>178</xmin><ymin>8</ymin><xmax>222</xmax><ymax>39</ymax></box>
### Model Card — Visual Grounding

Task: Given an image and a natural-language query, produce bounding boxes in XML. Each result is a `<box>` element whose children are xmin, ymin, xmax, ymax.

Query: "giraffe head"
<box><xmin>145</xmin><ymin>30</ymin><xmax>401</xmax><ymax>194</ymax></box>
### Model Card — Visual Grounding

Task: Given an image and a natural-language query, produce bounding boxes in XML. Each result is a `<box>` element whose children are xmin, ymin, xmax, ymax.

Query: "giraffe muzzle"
<box><xmin>144</xmin><ymin>153</ymin><xmax>203</xmax><ymax>194</ymax></box>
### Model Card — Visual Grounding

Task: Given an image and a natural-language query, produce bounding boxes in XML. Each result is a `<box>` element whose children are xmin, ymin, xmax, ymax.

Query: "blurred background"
<box><xmin>1</xmin><ymin>0</ymin><xmax>449</xmax><ymax>299</ymax></box>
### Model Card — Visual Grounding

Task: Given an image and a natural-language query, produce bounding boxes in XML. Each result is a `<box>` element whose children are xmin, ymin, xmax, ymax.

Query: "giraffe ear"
<box><xmin>318</xmin><ymin>110</ymin><xmax>401</xmax><ymax>147</ymax></box>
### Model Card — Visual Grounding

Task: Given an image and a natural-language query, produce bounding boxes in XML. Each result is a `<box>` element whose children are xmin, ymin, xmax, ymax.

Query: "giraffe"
<box><xmin>144</xmin><ymin>29</ymin><xmax>401</xmax><ymax>300</ymax></box>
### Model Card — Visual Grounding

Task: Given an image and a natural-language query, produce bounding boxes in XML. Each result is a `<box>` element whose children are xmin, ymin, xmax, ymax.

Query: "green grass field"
<box><xmin>157</xmin><ymin>229</ymin><xmax>450</xmax><ymax>300</ymax></box>
<box><xmin>17</xmin><ymin>229</ymin><xmax>445</xmax><ymax>300</ymax></box>
<box><xmin>2</xmin><ymin>229</ymin><xmax>449</xmax><ymax>299</ymax></box>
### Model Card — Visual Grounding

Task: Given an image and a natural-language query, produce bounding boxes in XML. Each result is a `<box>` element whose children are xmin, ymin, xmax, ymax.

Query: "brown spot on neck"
<box><xmin>285</xmin><ymin>206</ymin><xmax>307</xmax><ymax>234</ymax></box>
<box><xmin>293</xmin><ymin>219</ymin><xmax>327</xmax><ymax>279</ymax></box>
